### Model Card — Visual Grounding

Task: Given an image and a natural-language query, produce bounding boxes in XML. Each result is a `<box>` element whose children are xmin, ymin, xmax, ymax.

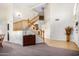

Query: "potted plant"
<box><xmin>65</xmin><ymin>26</ymin><xmax>73</xmax><ymax>42</ymax></box>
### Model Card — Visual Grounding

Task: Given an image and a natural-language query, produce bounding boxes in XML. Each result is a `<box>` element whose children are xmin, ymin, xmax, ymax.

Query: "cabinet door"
<box><xmin>23</xmin><ymin>35</ymin><xmax>36</xmax><ymax>46</ymax></box>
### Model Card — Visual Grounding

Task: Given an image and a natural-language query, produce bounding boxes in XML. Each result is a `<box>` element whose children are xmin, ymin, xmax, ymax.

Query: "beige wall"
<box><xmin>0</xmin><ymin>3</ymin><xmax>12</xmax><ymax>41</ymax></box>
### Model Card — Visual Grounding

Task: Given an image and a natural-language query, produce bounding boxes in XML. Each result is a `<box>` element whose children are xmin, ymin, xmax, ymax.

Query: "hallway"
<box><xmin>0</xmin><ymin>3</ymin><xmax>79</xmax><ymax>56</ymax></box>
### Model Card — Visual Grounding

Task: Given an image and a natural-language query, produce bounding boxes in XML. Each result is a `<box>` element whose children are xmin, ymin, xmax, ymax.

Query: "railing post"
<box><xmin>42</xmin><ymin>30</ymin><xmax>44</xmax><ymax>43</ymax></box>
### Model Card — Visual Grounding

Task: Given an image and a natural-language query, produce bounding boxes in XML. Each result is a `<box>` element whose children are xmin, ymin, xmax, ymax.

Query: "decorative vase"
<box><xmin>65</xmin><ymin>26</ymin><xmax>73</xmax><ymax>42</ymax></box>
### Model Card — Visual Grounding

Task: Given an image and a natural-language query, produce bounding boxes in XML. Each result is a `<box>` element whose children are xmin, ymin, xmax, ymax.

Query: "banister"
<box><xmin>29</xmin><ymin>23</ymin><xmax>45</xmax><ymax>43</ymax></box>
<box><xmin>30</xmin><ymin>15</ymin><xmax>39</xmax><ymax>22</ymax></box>
<box><xmin>28</xmin><ymin>15</ymin><xmax>39</xmax><ymax>27</ymax></box>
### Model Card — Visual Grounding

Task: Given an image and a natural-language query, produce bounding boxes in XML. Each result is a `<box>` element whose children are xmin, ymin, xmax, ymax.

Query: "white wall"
<box><xmin>44</xmin><ymin>3</ymin><xmax>74</xmax><ymax>41</ymax></box>
<box><xmin>73</xmin><ymin>3</ymin><xmax>79</xmax><ymax>47</ymax></box>
<box><xmin>0</xmin><ymin>18</ymin><xmax>7</xmax><ymax>41</ymax></box>
<box><xmin>78</xmin><ymin>4</ymin><xmax>79</xmax><ymax>47</ymax></box>
<box><xmin>5</xmin><ymin>4</ymin><xmax>23</xmax><ymax>45</ymax></box>
<box><xmin>13</xmin><ymin>3</ymin><xmax>38</xmax><ymax>22</ymax></box>
<box><xmin>44</xmin><ymin>4</ymin><xmax>51</xmax><ymax>39</ymax></box>
<box><xmin>8</xmin><ymin>15</ymin><xmax>23</xmax><ymax>45</ymax></box>
<box><xmin>0</xmin><ymin>4</ymin><xmax>12</xmax><ymax>41</ymax></box>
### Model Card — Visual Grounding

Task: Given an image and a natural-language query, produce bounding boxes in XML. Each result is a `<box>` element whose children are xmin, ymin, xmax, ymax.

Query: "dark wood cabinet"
<box><xmin>23</xmin><ymin>35</ymin><xmax>36</xmax><ymax>46</ymax></box>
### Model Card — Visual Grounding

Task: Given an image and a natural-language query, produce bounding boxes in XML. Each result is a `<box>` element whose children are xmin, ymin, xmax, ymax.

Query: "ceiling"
<box><xmin>33</xmin><ymin>3</ymin><xmax>46</xmax><ymax>16</ymax></box>
<box><xmin>0</xmin><ymin>3</ymin><xmax>44</xmax><ymax>20</ymax></box>
<box><xmin>0</xmin><ymin>3</ymin><xmax>79</xmax><ymax>21</ymax></box>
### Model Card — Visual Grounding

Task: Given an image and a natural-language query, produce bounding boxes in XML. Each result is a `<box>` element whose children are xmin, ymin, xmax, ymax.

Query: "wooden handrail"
<box><xmin>13</xmin><ymin>15</ymin><xmax>39</xmax><ymax>31</ymax></box>
<box><xmin>30</xmin><ymin>15</ymin><xmax>39</xmax><ymax>22</ymax></box>
<box><xmin>13</xmin><ymin>15</ymin><xmax>39</xmax><ymax>26</ymax></box>
<box><xmin>28</xmin><ymin>15</ymin><xmax>39</xmax><ymax>27</ymax></box>
<box><xmin>13</xmin><ymin>19</ymin><xmax>29</xmax><ymax>23</ymax></box>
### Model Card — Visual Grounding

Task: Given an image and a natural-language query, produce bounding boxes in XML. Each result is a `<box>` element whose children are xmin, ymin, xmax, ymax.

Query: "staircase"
<box><xmin>27</xmin><ymin>15</ymin><xmax>39</xmax><ymax>27</ymax></box>
<box><xmin>28</xmin><ymin>20</ymin><xmax>45</xmax><ymax>42</ymax></box>
<box><xmin>13</xmin><ymin>4</ymin><xmax>46</xmax><ymax>43</ymax></box>
<box><xmin>13</xmin><ymin>15</ymin><xmax>39</xmax><ymax>30</ymax></box>
<box><xmin>26</xmin><ymin>15</ymin><xmax>45</xmax><ymax>42</ymax></box>
<box><xmin>13</xmin><ymin>15</ymin><xmax>45</xmax><ymax>43</ymax></box>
